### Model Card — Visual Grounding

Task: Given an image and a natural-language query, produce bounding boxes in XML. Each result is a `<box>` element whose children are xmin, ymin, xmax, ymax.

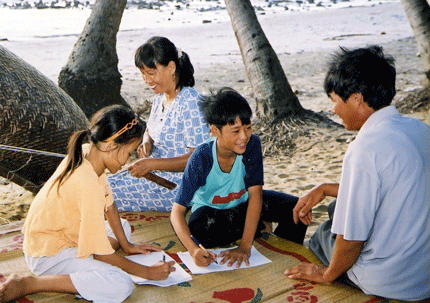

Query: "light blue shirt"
<box><xmin>190</xmin><ymin>137</ymin><xmax>248</xmax><ymax>212</ymax></box>
<box><xmin>332</xmin><ymin>106</ymin><xmax>430</xmax><ymax>301</ymax></box>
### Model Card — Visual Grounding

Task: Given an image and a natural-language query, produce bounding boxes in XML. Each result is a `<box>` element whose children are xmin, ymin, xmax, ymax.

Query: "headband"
<box><xmin>104</xmin><ymin>118</ymin><xmax>138</xmax><ymax>143</ymax></box>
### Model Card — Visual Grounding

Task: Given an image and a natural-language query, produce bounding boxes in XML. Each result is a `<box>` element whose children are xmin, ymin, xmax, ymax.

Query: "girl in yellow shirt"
<box><xmin>1</xmin><ymin>105</ymin><xmax>175</xmax><ymax>303</ymax></box>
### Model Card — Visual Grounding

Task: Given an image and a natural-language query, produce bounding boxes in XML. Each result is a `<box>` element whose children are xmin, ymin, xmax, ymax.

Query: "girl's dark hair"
<box><xmin>201</xmin><ymin>87</ymin><xmax>252</xmax><ymax>131</ymax></box>
<box><xmin>135</xmin><ymin>36</ymin><xmax>195</xmax><ymax>89</ymax></box>
<box><xmin>53</xmin><ymin>105</ymin><xmax>144</xmax><ymax>190</ymax></box>
<box><xmin>324</xmin><ymin>45</ymin><xmax>396</xmax><ymax>110</ymax></box>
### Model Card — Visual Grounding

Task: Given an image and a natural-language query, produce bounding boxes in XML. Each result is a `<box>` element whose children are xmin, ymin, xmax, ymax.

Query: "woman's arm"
<box><xmin>219</xmin><ymin>185</ymin><xmax>263</xmax><ymax>268</ymax></box>
<box><xmin>137</xmin><ymin>129</ymin><xmax>154</xmax><ymax>158</ymax></box>
<box><xmin>128</xmin><ymin>148</ymin><xmax>195</xmax><ymax>178</ymax></box>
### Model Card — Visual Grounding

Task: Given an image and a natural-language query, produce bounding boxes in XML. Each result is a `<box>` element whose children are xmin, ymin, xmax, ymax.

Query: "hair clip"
<box><xmin>177</xmin><ymin>47</ymin><xmax>183</xmax><ymax>59</ymax></box>
<box><xmin>105</xmin><ymin>118</ymin><xmax>138</xmax><ymax>142</ymax></box>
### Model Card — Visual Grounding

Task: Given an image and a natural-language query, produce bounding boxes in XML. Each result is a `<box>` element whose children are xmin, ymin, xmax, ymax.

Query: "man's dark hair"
<box><xmin>324</xmin><ymin>45</ymin><xmax>396</xmax><ymax>110</ymax></box>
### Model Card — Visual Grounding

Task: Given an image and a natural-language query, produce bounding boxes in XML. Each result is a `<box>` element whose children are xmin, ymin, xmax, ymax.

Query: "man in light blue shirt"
<box><xmin>285</xmin><ymin>46</ymin><xmax>430</xmax><ymax>301</ymax></box>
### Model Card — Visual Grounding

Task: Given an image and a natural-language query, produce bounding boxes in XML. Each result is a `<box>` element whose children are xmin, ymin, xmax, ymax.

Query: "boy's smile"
<box><xmin>213</xmin><ymin>117</ymin><xmax>252</xmax><ymax>157</ymax></box>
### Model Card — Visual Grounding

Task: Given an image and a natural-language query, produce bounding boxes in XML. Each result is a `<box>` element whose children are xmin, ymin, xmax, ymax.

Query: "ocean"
<box><xmin>1</xmin><ymin>0</ymin><xmax>400</xmax><ymax>41</ymax></box>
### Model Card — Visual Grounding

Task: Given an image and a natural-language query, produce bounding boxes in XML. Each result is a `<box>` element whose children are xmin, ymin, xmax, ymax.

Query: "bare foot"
<box><xmin>0</xmin><ymin>273</ymin><xmax>34</xmax><ymax>302</ymax></box>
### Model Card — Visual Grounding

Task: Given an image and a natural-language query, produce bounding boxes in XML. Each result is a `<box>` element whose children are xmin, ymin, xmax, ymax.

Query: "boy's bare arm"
<box><xmin>219</xmin><ymin>185</ymin><xmax>263</xmax><ymax>267</ymax></box>
<box><xmin>170</xmin><ymin>203</ymin><xmax>216</xmax><ymax>266</ymax></box>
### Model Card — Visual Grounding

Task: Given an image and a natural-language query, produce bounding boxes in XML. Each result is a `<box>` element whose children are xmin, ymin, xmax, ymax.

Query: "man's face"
<box><xmin>329</xmin><ymin>92</ymin><xmax>364</xmax><ymax>131</ymax></box>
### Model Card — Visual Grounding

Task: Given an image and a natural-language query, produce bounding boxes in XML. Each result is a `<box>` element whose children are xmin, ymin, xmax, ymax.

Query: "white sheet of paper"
<box><xmin>126</xmin><ymin>251</ymin><xmax>192</xmax><ymax>287</ymax></box>
<box><xmin>177</xmin><ymin>245</ymin><xmax>271</xmax><ymax>274</ymax></box>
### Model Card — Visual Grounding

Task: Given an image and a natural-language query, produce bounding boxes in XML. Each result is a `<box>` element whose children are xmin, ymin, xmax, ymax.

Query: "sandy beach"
<box><xmin>0</xmin><ymin>1</ymin><xmax>428</xmax><ymax>238</ymax></box>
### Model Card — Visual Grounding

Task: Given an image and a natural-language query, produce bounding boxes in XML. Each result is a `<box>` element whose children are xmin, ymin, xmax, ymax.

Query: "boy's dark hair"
<box><xmin>201</xmin><ymin>87</ymin><xmax>252</xmax><ymax>130</ymax></box>
<box><xmin>324</xmin><ymin>45</ymin><xmax>396</xmax><ymax>110</ymax></box>
<box><xmin>135</xmin><ymin>36</ymin><xmax>195</xmax><ymax>89</ymax></box>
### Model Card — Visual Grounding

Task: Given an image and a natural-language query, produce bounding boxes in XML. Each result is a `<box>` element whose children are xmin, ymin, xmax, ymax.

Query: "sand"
<box><xmin>0</xmin><ymin>1</ymin><xmax>429</xmax><ymax>238</ymax></box>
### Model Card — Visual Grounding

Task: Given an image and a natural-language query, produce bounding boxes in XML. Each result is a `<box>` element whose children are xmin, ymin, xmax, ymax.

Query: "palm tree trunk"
<box><xmin>400</xmin><ymin>0</ymin><xmax>430</xmax><ymax>83</ymax></box>
<box><xmin>225</xmin><ymin>0</ymin><xmax>303</xmax><ymax>121</ymax></box>
<box><xmin>58</xmin><ymin>0</ymin><xmax>130</xmax><ymax>119</ymax></box>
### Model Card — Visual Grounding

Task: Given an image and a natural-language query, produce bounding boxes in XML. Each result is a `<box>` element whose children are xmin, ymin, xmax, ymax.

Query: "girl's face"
<box><xmin>106</xmin><ymin>139</ymin><xmax>141</xmax><ymax>174</ymax></box>
<box><xmin>212</xmin><ymin>116</ymin><xmax>252</xmax><ymax>156</ymax></box>
<box><xmin>139</xmin><ymin>62</ymin><xmax>176</xmax><ymax>95</ymax></box>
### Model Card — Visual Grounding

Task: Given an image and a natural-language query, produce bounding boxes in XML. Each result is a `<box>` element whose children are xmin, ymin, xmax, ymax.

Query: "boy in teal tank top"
<box><xmin>171</xmin><ymin>88</ymin><xmax>307</xmax><ymax>268</ymax></box>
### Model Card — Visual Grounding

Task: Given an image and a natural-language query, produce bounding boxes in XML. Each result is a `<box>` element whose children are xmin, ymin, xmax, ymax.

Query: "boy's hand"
<box><xmin>123</xmin><ymin>242</ymin><xmax>162</xmax><ymax>255</ymax></box>
<box><xmin>192</xmin><ymin>248</ymin><xmax>217</xmax><ymax>267</ymax></box>
<box><xmin>147</xmin><ymin>261</ymin><xmax>176</xmax><ymax>280</ymax></box>
<box><xmin>219</xmin><ymin>246</ymin><xmax>251</xmax><ymax>268</ymax></box>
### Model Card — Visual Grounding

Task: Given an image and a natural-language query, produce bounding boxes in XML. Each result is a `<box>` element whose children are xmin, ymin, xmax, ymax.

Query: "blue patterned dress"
<box><xmin>108</xmin><ymin>87</ymin><xmax>209</xmax><ymax>212</ymax></box>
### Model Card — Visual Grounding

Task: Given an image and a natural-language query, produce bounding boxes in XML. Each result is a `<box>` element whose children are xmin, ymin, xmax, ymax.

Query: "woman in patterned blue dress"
<box><xmin>108</xmin><ymin>37</ymin><xmax>209</xmax><ymax>212</ymax></box>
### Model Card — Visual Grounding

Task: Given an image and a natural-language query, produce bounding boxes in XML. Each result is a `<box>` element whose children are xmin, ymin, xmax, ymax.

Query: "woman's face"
<box><xmin>139</xmin><ymin>62</ymin><xmax>176</xmax><ymax>95</ymax></box>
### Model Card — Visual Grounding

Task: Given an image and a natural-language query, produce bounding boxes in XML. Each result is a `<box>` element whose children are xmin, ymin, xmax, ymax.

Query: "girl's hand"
<box><xmin>219</xmin><ymin>246</ymin><xmax>251</xmax><ymax>268</ymax></box>
<box><xmin>123</xmin><ymin>242</ymin><xmax>162</xmax><ymax>255</ymax></box>
<box><xmin>192</xmin><ymin>248</ymin><xmax>217</xmax><ymax>267</ymax></box>
<box><xmin>147</xmin><ymin>261</ymin><xmax>176</xmax><ymax>280</ymax></box>
<box><xmin>128</xmin><ymin>158</ymin><xmax>155</xmax><ymax>177</ymax></box>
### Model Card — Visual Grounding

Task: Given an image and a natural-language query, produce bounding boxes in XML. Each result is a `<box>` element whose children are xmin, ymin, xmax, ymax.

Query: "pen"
<box><xmin>191</xmin><ymin>235</ymin><xmax>218</xmax><ymax>264</ymax></box>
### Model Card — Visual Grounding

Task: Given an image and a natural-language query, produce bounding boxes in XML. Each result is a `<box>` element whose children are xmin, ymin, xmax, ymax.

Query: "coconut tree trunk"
<box><xmin>400</xmin><ymin>0</ymin><xmax>430</xmax><ymax>83</ymax></box>
<box><xmin>58</xmin><ymin>0</ymin><xmax>130</xmax><ymax>119</ymax></box>
<box><xmin>0</xmin><ymin>45</ymin><xmax>88</xmax><ymax>193</ymax></box>
<box><xmin>225</xmin><ymin>0</ymin><xmax>303</xmax><ymax>121</ymax></box>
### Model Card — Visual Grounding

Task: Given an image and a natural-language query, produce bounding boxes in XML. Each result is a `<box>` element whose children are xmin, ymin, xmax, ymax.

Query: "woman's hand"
<box><xmin>128</xmin><ymin>158</ymin><xmax>155</xmax><ymax>177</ymax></box>
<box><xmin>137</xmin><ymin>142</ymin><xmax>153</xmax><ymax>158</ymax></box>
<box><xmin>138</xmin><ymin>130</ymin><xmax>154</xmax><ymax>158</ymax></box>
<box><xmin>147</xmin><ymin>261</ymin><xmax>176</xmax><ymax>280</ymax></box>
<box><xmin>218</xmin><ymin>245</ymin><xmax>251</xmax><ymax>268</ymax></box>
<box><xmin>191</xmin><ymin>248</ymin><xmax>217</xmax><ymax>267</ymax></box>
<box><xmin>122</xmin><ymin>242</ymin><xmax>162</xmax><ymax>255</ymax></box>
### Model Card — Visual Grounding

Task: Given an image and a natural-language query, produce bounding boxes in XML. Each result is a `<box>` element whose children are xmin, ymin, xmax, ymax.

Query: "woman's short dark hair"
<box><xmin>135</xmin><ymin>36</ymin><xmax>195</xmax><ymax>89</ymax></box>
<box><xmin>324</xmin><ymin>45</ymin><xmax>396</xmax><ymax>110</ymax></box>
<box><xmin>201</xmin><ymin>87</ymin><xmax>252</xmax><ymax>130</ymax></box>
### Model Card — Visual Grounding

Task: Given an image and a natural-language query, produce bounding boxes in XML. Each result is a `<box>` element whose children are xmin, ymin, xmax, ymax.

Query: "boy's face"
<box><xmin>213</xmin><ymin>117</ymin><xmax>252</xmax><ymax>155</ymax></box>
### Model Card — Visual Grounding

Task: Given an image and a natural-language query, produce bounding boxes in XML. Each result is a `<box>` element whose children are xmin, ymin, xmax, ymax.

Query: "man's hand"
<box><xmin>293</xmin><ymin>183</ymin><xmax>338</xmax><ymax>225</ymax></box>
<box><xmin>284</xmin><ymin>263</ymin><xmax>333</xmax><ymax>284</ymax></box>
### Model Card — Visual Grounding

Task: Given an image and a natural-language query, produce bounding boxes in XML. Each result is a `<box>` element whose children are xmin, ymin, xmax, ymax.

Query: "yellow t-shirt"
<box><xmin>22</xmin><ymin>145</ymin><xmax>115</xmax><ymax>258</ymax></box>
